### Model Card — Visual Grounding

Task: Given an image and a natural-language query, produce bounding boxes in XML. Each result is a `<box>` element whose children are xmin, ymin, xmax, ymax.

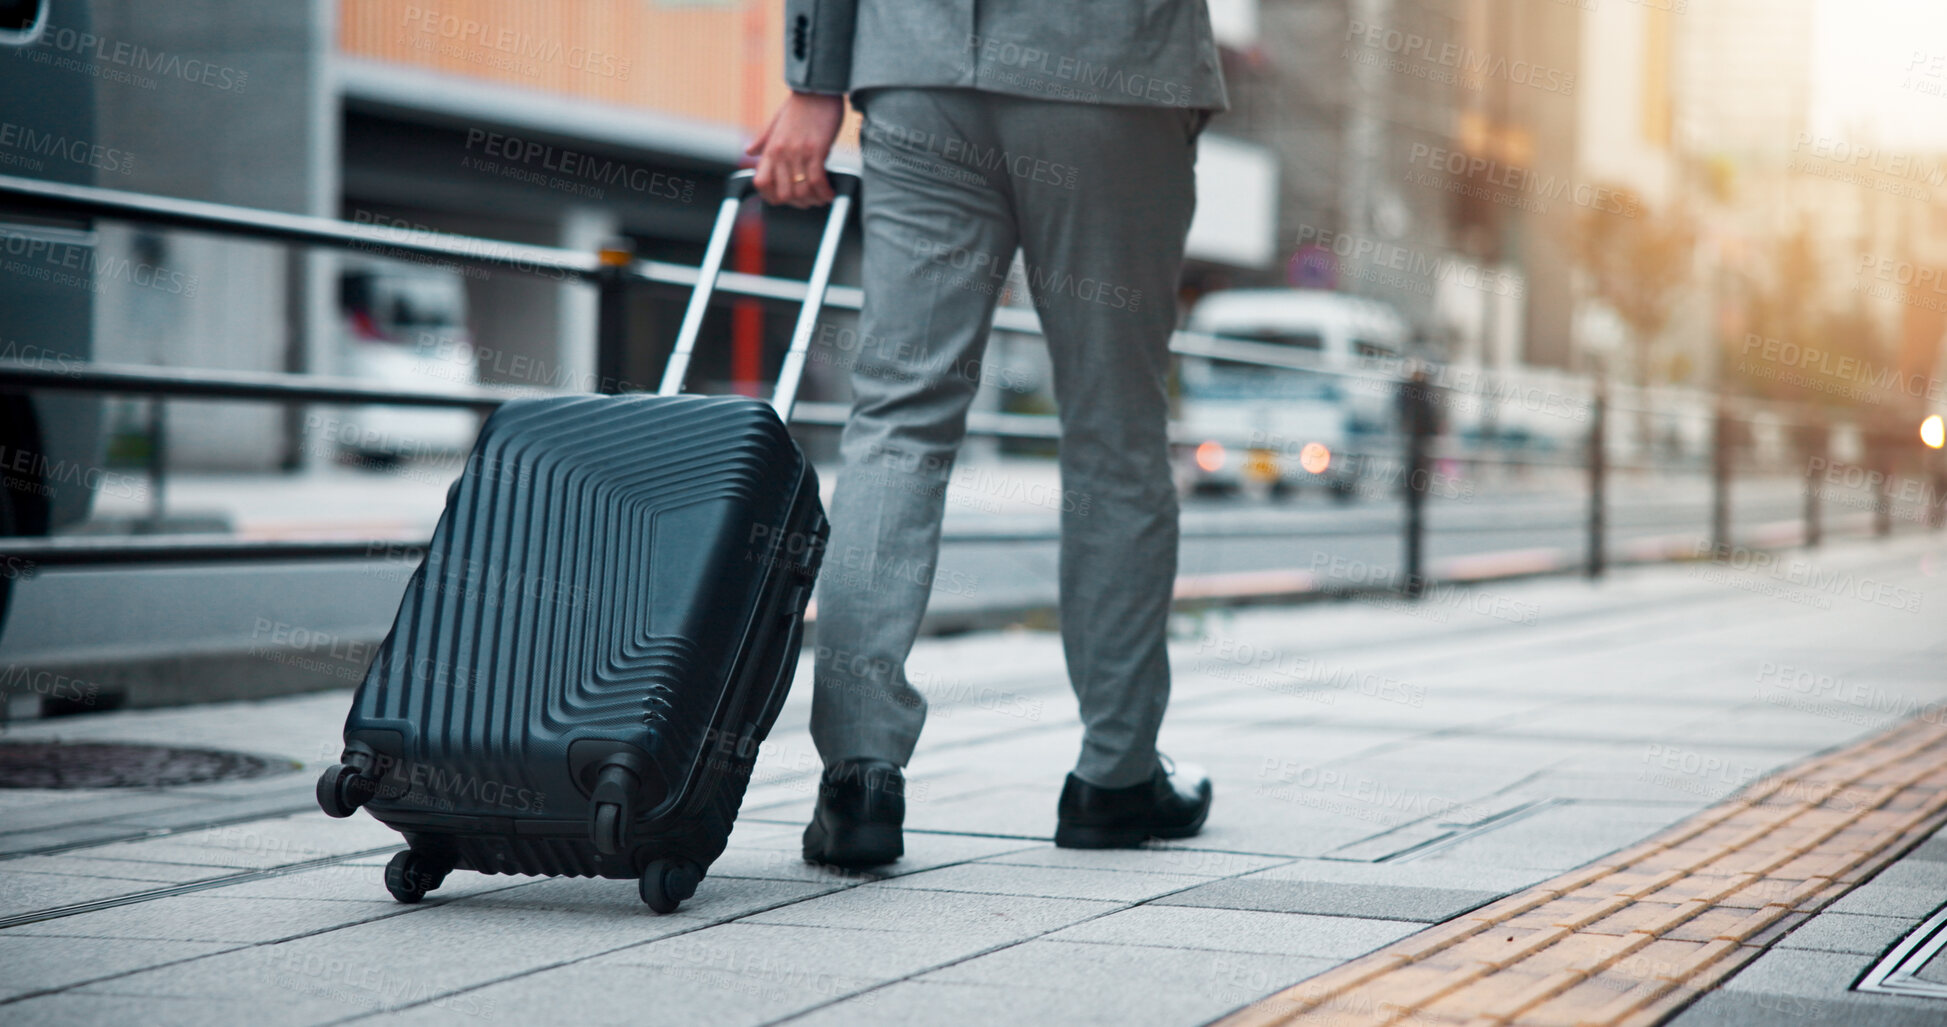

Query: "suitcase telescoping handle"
<box><xmin>658</xmin><ymin>168</ymin><xmax>860</xmax><ymax>421</ymax></box>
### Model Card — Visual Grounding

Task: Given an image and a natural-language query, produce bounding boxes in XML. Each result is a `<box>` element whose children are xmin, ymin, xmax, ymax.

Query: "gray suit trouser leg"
<box><xmin>811</xmin><ymin>88</ymin><xmax>1201</xmax><ymax>789</ymax></box>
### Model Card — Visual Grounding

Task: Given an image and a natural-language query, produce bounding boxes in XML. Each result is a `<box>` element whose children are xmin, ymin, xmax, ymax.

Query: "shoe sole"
<box><xmin>803</xmin><ymin>820</ymin><xmax>903</xmax><ymax>870</ymax></box>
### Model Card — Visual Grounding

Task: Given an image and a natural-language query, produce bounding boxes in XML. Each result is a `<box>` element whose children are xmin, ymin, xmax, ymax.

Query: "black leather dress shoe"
<box><xmin>1055</xmin><ymin>757</ymin><xmax>1212</xmax><ymax>849</ymax></box>
<box><xmin>802</xmin><ymin>758</ymin><xmax>905</xmax><ymax>869</ymax></box>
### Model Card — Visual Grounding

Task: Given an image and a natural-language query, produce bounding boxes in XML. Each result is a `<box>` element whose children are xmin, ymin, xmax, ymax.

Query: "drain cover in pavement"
<box><xmin>1857</xmin><ymin>904</ymin><xmax>1947</xmax><ymax>999</ymax></box>
<box><xmin>0</xmin><ymin>741</ymin><xmax>292</xmax><ymax>789</ymax></box>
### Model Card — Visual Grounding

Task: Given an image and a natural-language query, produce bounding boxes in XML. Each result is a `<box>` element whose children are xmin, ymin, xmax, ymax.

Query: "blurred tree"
<box><xmin>1569</xmin><ymin>189</ymin><xmax>1698</xmax><ymax>456</ymax></box>
<box><xmin>1568</xmin><ymin>188</ymin><xmax>1696</xmax><ymax>391</ymax></box>
<box><xmin>1728</xmin><ymin>222</ymin><xmax>1889</xmax><ymax>413</ymax></box>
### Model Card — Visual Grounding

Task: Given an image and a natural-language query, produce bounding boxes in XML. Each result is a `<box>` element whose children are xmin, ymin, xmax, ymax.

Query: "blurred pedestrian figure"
<box><xmin>1396</xmin><ymin>361</ymin><xmax>1445</xmax><ymax>441</ymax></box>
<box><xmin>747</xmin><ymin>0</ymin><xmax>1228</xmax><ymax>867</ymax></box>
<box><xmin>1397</xmin><ymin>362</ymin><xmax>1444</xmax><ymax>597</ymax></box>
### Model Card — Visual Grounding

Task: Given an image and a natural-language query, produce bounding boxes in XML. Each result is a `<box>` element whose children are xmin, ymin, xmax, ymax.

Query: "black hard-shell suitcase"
<box><xmin>316</xmin><ymin>170</ymin><xmax>856</xmax><ymax>913</ymax></box>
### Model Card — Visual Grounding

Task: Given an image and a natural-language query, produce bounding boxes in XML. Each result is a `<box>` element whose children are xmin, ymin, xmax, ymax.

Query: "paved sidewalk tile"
<box><xmin>1180</xmin><ymin>802</ymin><xmax>1395</xmax><ymax>859</ymax></box>
<box><xmin>1773</xmin><ymin>912</ymin><xmax>1918</xmax><ymax>955</ymax></box>
<box><xmin>0</xmin><ymin>854</ymin><xmax>241</xmax><ymax>884</ymax></box>
<box><xmin>0</xmin><ymin>794</ymin><xmax>217</xmax><ymax>835</ymax></box>
<box><xmin>452</xmin><ymin>874</ymin><xmax>834</xmax><ymax>922</ymax></box>
<box><xmin>1156</xmin><ymin>877</ymin><xmax>1503</xmax><ymax>922</ymax></box>
<box><xmin>61</xmin><ymin>903</ymin><xmax>709</xmax><ymax>1019</ymax></box>
<box><xmin>975</xmin><ymin>844</ymin><xmax>1291</xmax><ymax>878</ymax></box>
<box><xmin>711</xmin><ymin>826</ymin><xmax>1041</xmax><ymax>886</ymax></box>
<box><xmin>1245</xmin><ymin>857</ymin><xmax>1546</xmax><ymax>894</ymax></box>
<box><xmin>368</xmin><ymin>960</ymin><xmax>878</xmax><ymax>1027</ymax></box>
<box><xmin>792</xmin><ymin>977</ymin><xmax>1314</xmax><ymax>1027</ymax></box>
<box><xmin>1825</xmin><ymin>884</ymin><xmax>1947</xmax><ymax>919</ymax></box>
<box><xmin>1671</xmin><ymin>991</ymin><xmax>1947</xmax><ymax>1027</ymax></box>
<box><xmin>1047</xmin><ymin>905</ymin><xmax>1421</xmax><ymax>958</ymax></box>
<box><xmin>0</xmin><ymin>870</ymin><xmax>185</xmax><ymax>917</ymax></box>
<box><xmin>0</xmin><ymin>935</ymin><xmax>238</xmax><ymax>1002</ymax></box>
<box><xmin>4</xmin><ymin>892</ymin><xmax>413</xmax><ymax>943</ymax></box>
<box><xmin>3</xmin><ymin>992</ymin><xmax>341</xmax><ymax>1027</ymax></box>
<box><xmin>592</xmin><ymin>921</ymin><xmax>990</xmax><ymax>980</ymax></box>
<box><xmin>875</xmin><ymin>863</ymin><xmax>1210</xmax><ymax>902</ymax></box>
<box><xmin>742</xmin><ymin>884</ymin><xmax>1120</xmax><ymax>940</ymax></box>
<box><xmin>1716</xmin><ymin>947</ymin><xmax>1893</xmax><ymax>999</ymax></box>
<box><xmin>0</xmin><ymin>823</ymin><xmax>166</xmax><ymax>857</ymax></box>
<box><xmin>909</xmin><ymin>940</ymin><xmax>1338</xmax><ymax>1025</ymax></box>
<box><xmin>1412</xmin><ymin>800</ymin><xmax>1703</xmax><ymax>870</ymax></box>
<box><xmin>202</xmin><ymin>861</ymin><xmax>525</xmax><ymax>904</ymax></box>
<box><xmin>56</xmin><ymin>813</ymin><xmax>399</xmax><ymax>870</ymax></box>
<box><xmin>1860</xmin><ymin>857</ymin><xmax>1947</xmax><ymax>889</ymax></box>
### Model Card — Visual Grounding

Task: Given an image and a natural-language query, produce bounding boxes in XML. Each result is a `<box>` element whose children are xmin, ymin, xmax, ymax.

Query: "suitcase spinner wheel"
<box><xmin>639</xmin><ymin>858</ymin><xmax>703</xmax><ymax>913</ymax></box>
<box><xmin>384</xmin><ymin>849</ymin><xmax>452</xmax><ymax>904</ymax></box>
<box><xmin>315</xmin><ymin>762</ymin><xmax>374</xmax><ymax>819</ymax></box>
<box><xmin>591</xmin><ymin>801</ymin><xmax>626</xmax><ymax>856</ymax></box>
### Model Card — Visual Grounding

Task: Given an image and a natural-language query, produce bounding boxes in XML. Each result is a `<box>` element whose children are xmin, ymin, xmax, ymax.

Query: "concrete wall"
<box><xmin>87</xmin><ymin>0</ymin><xmax>337</xmax><ymax>471</ymax></box>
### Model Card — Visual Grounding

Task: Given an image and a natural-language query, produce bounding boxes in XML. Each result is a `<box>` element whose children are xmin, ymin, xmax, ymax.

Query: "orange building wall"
<box><xmin>339</xmin><ymin>0</ymin><xmax>793</xmax><ymax>134</ymax></box>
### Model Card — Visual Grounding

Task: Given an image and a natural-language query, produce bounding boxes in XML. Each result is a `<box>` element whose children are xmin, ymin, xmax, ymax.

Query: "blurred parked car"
<box><xmin>328</xmin><ymin>258</ymin><xmax>480</xmax><ymax>466</ymax></box>
<box><xmin>1175</xmin><ymin>289</ymin><xmax>1409</xmax><ymax>499</ymax></box>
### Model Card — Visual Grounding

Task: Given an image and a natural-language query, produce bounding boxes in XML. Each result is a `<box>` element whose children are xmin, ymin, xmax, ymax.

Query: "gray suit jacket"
<box><xmin>784</xmin><ymin>0</ymin><xmax>1228</xmax><ymax>111</ymax></box>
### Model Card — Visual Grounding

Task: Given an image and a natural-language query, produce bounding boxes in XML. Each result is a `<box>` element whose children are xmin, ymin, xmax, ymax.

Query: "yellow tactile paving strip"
<box><xmin>1219</xmin><ymin>716</ymin><xmax>1947</xmax><ymax>1027</ymax></box>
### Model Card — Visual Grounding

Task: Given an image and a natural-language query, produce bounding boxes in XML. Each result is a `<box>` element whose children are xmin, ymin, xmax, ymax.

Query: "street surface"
<box><xmin>3</xmin><ymin>458</ymin><xmax>1926</xmax><ymax>676</ymax></box>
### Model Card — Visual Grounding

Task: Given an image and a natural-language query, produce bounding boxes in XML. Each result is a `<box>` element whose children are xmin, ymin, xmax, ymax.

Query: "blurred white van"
<box><xmin>1176</xmin><ymin>289</ymin><xmax>1409</xmax><ymax>498</ymax></box>
<box><xmin>329</xmin><ymin>259</ymin><xmax>480</xmax><ymax>465</ymax></box>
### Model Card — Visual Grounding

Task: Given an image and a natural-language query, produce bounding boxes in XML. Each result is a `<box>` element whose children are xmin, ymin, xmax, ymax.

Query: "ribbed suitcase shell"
<box><xmin>333</xmin><ymin>393</ymin><xmax>823</xmax><ymax>883</ymax></box>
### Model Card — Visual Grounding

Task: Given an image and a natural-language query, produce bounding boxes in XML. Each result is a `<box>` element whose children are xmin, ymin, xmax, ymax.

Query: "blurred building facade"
<box><xmin>77</xmin><ymin>0</ymin><xmax>796</xmax><ymax>471</ymax></box>
<box><xmin>1211</xmin><ymin>0</ymin><xmax>1944</xmax><ymax>408</ymax></box>
<box><xmin>14</xmin><ymin>0</ymin><xmax>1942</xmax><ymax>476</ymax></box>
<box><xmin>1673</xmin><ymin>0</ymin><xmax>1944</xmax><ymax>405</ymax></box>
<box><xmin>1213</xmin><ymin>0</ymin><xmax>1585</xmax><ymax>373</ymax></box>
<box><xmin>25</xmin><ymin>0</ymin><xmax>1285</xmax><ymax>471</ymax></box>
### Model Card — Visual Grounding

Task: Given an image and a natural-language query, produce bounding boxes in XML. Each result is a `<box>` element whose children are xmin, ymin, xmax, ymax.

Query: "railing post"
<box><xmin>145</xmin><ymin>399</ymin><xmax>167</xmax><ymax>530</ymax></box>
<box><xmin>1871</xmin><ymin>417</ymin><xmax>1894</xmax><ymax>538</ymax></box>
<box><xmin>1930</xmin><ymin>461</ymin><xmax>1946</xmax><ymax>531</ymax></box>
<box><xmin>1930</xmin><ymin>442</ymin><xmax>1946</xmax><ymax>531</ymax></box>
<box><xmin>1400</xmin><ymin>369</ymin><xmax>1432</xmax><ymax>599</ymax></box>
<box><xmin>1802</xmin><ymin>418</ymin><xmax>1825</xmax><ymax>548</ymax></box>
<box><xmin>1872</xmin><ymin>467</ymin><xmax>1894</xmax><ymax>537</ymax></box>
<box><xmin>594</xmin><ymin>238</ymin><xmax>634</xmax><ymax>395</ymax></box>
<box><xmin>1710</xmin><ymin>393</ymin><xmax>1731</xmax><ymax>551</ymax></box>
<box><xmin>1586</xmin><ymin>379</ymin><xmax>1606</xmax><ymax>579</ymax></box>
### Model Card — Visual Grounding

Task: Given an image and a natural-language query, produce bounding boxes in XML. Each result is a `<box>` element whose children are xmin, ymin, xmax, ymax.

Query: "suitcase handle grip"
<box><xmin>658</xmin><ymin>167</ymin><xmax>860</xmax><ymax>421</ymax></box>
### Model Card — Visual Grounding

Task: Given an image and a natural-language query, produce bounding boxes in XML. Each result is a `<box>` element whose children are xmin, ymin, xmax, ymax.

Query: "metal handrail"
<box><xmin>17</xmin><ymin>361</ymin><xmax>1836</xmax><ymax>468</ymax></box>
<box><xmin>1</xmin><ymin>173</ymin><xmax>1933</xmax><ymax>581</ymax></box>
<box><xmin>0</xmin><ymin>173</ymin><xmax>1875</xmax><ymax>430</ymax></box>
<box><xmin>0</xmin><ymin>172</ymin><xmax>598</xmax><ymax>280</ymax></box>
<box><xmin>0</xmin><ymin>362</ymin><xmax>1068</xmax><ymax>440</ymax></box>
<box><xmin>0</xmin><ymin>535</ymin><xmax>427</xmax><ymax>566</ymax></box>
<box><xmin>0</xmin><ymin>359</ymin><xmax>534</xmax><ymax>409</ymax></box>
